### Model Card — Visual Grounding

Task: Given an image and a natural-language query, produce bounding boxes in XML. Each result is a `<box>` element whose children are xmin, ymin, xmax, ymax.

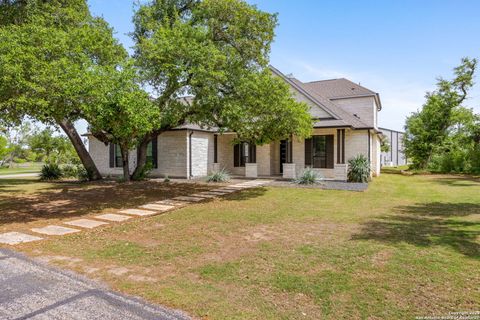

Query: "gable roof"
<box><xmin>304</xmin><ymin>78</ymin><xmax>382</xmax><ymax>111</ymax></box>
<box><xmin>269</xmin><ymin>66</ymin><xmax>374</xmax><ymax>129</ymax></box>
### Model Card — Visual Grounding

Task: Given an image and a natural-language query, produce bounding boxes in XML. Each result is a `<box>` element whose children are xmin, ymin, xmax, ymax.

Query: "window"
<box><xmin>146</xmin><ymin>137</ymin><xmax>158</xmax><ymax>168</ymax></box>
<box><xmin>109</xmin><ymin>137</ymin><xmax>158</xmax><ymax>169</ymax></box>
<box><xmin>304</xmin><ymin>135</ymin><xmax>334</xmax><ymax>168</ymax></box>
<box><xmin>114</xmin><ymin>144</ymin><xmax>122</xmax><ymax>168</ymax></box>
<box><xmin>146</xmin><ymin>142</ymin><xmax>153</xmax><ymax>165</ymax></box>
<box><xmin>234</xmin><ymin>143</ymin><xmax>256</xmax><ymax>167</ymax></box>
<box><xmin>109</xmin><ymin>143</ymin><xmax>123</xmax><ymax>168</ymax></box>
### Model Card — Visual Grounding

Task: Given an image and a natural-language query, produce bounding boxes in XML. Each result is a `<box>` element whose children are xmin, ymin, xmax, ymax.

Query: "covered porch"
<box><xmin>213</xmin><ymin>128</ymin><xmax>357</xmax><ymax>181</ymax></box>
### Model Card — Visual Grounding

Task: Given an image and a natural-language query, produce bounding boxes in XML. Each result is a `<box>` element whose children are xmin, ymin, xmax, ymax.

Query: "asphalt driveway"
<box><xmin>0</xmin><ymin>248</ymin><xmax>191</xmax><ymax>320</ymax></box>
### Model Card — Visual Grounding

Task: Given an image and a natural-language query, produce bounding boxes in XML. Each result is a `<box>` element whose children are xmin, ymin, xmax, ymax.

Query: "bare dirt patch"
<box><xmin>0</xmin><ymin>179</ymin><xmax>217</xmax><ymax>232</ymax></box>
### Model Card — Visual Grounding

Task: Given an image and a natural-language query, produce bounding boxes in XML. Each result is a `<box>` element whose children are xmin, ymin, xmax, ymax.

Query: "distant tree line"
<box><xmin>0</xmin><ymin>122</ymin><xmax>79</xmax><ymax>167</ymax></box>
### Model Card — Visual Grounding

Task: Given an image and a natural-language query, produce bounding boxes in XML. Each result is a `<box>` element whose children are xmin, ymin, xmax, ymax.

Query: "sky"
<box><xmin>86</xmin><ymin>0</ymin><xmax>480</xmax><ymax>132</ymax></box>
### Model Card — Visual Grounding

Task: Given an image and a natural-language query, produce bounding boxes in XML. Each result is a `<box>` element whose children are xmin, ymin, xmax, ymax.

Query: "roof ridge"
<box><xmin>305</xmin><ymin>78</ymin><xmax>344</xmax><ymax>83</ymax></box>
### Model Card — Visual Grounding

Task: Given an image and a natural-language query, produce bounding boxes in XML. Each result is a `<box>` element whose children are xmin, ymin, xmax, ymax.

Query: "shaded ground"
<box><xmin>9</xmin><ymin>174</ymin><xmax>480</xmax><ymax>319</ymax></box>
<box><xmin>0</xmin><ymin>178</ymin><xmax>222</xmax><ymax>232</ymax></box>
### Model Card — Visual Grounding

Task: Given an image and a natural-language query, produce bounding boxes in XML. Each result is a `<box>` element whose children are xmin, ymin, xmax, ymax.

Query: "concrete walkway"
<box><xmin>0</xmin><ymin>248</ymin><xmax>191</xmax><ymax>320</ymax></box>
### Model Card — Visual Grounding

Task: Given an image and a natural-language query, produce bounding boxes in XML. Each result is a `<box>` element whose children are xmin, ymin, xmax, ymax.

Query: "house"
<box><xmin>379</xmin><ymin>127</ymin><xmax>407</xmax><ymax>167</ymax></box>
<box><xmin>87</xmin><ymin>67</ymin><xmax>384</xmax><ymax>181</ymax></box>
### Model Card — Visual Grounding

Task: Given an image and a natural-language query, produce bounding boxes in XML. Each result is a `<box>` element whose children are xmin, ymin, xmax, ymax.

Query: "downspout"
<box><xmin>189</xmin><ymin>131</ymin><xmax>194</xmax><ymax>179</ymax></box>
<box><xmin>367</xmin><ymin>129</ymin><xmax>371</xmax><ymax>163</ymax></box>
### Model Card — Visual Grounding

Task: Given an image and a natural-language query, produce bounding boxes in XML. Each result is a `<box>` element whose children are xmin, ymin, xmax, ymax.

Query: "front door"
<box><xmin>280</xmin><ymin>140</ymin><xmax>288</xmax><ymax>173</ymax></box>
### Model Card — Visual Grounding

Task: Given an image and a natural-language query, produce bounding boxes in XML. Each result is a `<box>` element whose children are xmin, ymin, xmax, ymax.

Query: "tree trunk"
<box><xmin>131</xmin><ymin>136</ymin><xmax>149</xmax><ymax>180</ymax></box>
<box><xmin>120</xmin><ymin>144</ymin><xmax>131</xmax><ymax>182</ymax></box>
<box><xmin>58</xmin><ymin>119</ymin><xmax>102</xmax><ymax>181</ymax></box>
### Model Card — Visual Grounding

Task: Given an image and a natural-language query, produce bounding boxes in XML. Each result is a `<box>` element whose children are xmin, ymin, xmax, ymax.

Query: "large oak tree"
<box><xmin>0</xmin><ymin>0</ymin><xmax>126</xmax><ymax>180</ymax></box>
<box><xmin>128</xmin><ymin>0</ymin><xmax>312</xmax><ymax>179</ymax></box>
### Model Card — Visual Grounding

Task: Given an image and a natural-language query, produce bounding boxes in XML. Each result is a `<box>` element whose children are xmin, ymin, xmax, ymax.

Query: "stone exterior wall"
<box><xmin>155</xmin><ymin>131</ymin><xmax>188</xmax><ymax>178</ymax></box>
<box><xmin>256</xmin><ymin>144</ymin><xmax>271</xmax><ymax>176</ymax></box>
<box><xmin>88</xmin><ymin>130</ymin><xmax>189</xmax><ymax>178</ymax></box>
<box><xmin>216</xmin><ymin>134</ymin><xmax>244</xmax><ymax>176</ymax></box>
<box><xmin>88</xmin><ymin>137</ymin><xmax>137</xmax><ymax>177</ymax></box>
<box><xmin>332</xmin><ymin>97</ymin><xmax>377</xmax><ymax>128</ymax></box>
<box><xmin>344</xmin><ymin>129</ymin><xmax>369</xmax><ymax>162</ymax></box>
<box><xmin>291</xmin><ymin>89</ymin><xmax>332</xmax><ymax>119</ymax></box>
<box><xmin>188</xmin><ymin>131</ymin><xmax>215</xmax><ymax>177</ymax></box>
<box><xmin>292</xmin><ymin>128</ymin><xmax>339</xmax><ymax>179</ymax></box>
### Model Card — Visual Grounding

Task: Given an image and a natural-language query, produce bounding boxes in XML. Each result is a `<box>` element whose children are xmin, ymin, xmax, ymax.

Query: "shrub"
<box><xmin>206</xmin><ymin>168</ymin><xmax>230</xmax><ymax>183</ymax></box>
<box><xmin>295</xmin><ymin>168</ymin><xmax>318</xmax><ymax>184</ymax></box>
<box><xmin>61</xmin><ymin>164</ymin><xmax>78</xmax><ymax>178</ymax></box>
<box><xmin>40</xmin><ymin>163</ymin><xmax>63</xmax><ymax>180</ymax></box>
<box><xmin>76</xmin><ymin>166</ymin><xmax>92</xmax><ymax>181</ymax></box>
<box><xmin>347</xmin><ymin>154</ymin><xmax>371</xmax><ymax>183</ymax></box>
<box><xmin>133</xmin><ymin>161</ymin><xmax>154</xmax><ymax>181</ymax></box>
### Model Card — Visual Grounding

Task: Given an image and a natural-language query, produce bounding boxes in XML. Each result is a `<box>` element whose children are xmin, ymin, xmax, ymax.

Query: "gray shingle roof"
<box><xmin>269</xmin><ymin>66</ymin><xmax>374</xmax><ymax>129</ymax></box>
<box><xmin>303</xmin><ymin>78</ymin><xmax>376</xmax><ymax>99</ymax></box>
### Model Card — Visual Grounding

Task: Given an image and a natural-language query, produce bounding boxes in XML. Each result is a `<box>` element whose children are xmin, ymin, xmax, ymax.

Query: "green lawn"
<box><xmin>0</xmin><ymin>163</ymin><xmax>42</xmax><ymax>175</ymax></box>
<box><xmin>15</xmin><ymin>174</ymin><xmax>480</xmax><ymax>319</ymax></box>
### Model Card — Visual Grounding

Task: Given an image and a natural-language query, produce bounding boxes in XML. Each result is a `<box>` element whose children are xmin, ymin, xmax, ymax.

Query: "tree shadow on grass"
<box><xmin>352</xmin><ymin>202</ymin><xmax>480</xmax><ymax>258</ymax></box>
<box><xmin>0</xmin><ymin>179</ymin><xmax>217</xmax><ymax>225</ymax></box>
<box><xmin>431</xmin><ymin>175</ymin><xmax>480</xmax><ymax>187</ymax></box>
<box><xmin>396</xmin><ymin>202</ymin><xmax>480</xmax><ymax>217</ymax></box>
<box><xmin>0</xmin><ymin>179</ymin><xmax>269</xmax><ymax>226</ymax></box>
<box><xmin>223</xmin><ymin>187</ymin><xmax>267</xmax><ymax>201</ymax></box>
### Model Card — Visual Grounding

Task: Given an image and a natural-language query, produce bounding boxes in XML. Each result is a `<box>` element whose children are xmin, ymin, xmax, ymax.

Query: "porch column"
<box><xmin>245</xmin><ymin>143</ymin><xmax>258</xmax><ymax>178</ymax></box>
<box><xmin>282</xmin><ymin>136</ymin><xmax>296</xmax><ymax>179</ymax></box>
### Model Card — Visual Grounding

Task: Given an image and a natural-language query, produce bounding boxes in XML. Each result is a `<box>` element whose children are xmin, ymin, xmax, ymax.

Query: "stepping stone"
<box><xmin>95</xmin><ymin>214</ymin><xmax>132</xmax><ymax>222</ymax></box>
<box><xmin>119</xmin><ymin>209</ymin><xmax>157</xmax><ymax>216</ymax></box>
<box><xmin>196</xmin><ymin>191</ymin><xmax>227</xmax><ymax>196</ymax></box>
<box><xmin>31</xmin><ymin>225</ymin><xmax>80</xmax><ymax>236</ymax></box>
<box><xmin>192</xmin><ymin>193</ymin><xmax>217</xmax><ymax>199</ymax></box>
<box><xmin>0</xmin><ymin>232</ymin><xmax>43</xmax><ymax>245</ymax></box>
<box><xmin>155</xmin><ymin>199</ymin><xmax>188</xmax><ymax>206</ymax></box>
<box><xmin>64</xmin><ymin>219</ymin><xmax>108</xmax><ymax>229</ymax></box>
<box><xmin>213</xmin><ymin>188</ymin><xmax>236</xmax><ymax>193</ymax></box>
<box><xmin>140</xmin><ymin>204</ymin><xmax>175</xmax><ymax>212</ymax></box>
<box><xmin>173</xmin><ymin>196</ymin><xmax>205</xmax><ymax>202</ymax></box>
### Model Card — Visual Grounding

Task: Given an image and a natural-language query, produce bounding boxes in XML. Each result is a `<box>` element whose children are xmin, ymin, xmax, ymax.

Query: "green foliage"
<box><xmin>40</xmin><ymin>163</ymin><xmax>63</xmax><ymax>180</ymax></box>
<box><xmin>0</xmin><ymin>0</ymin><xmax>126</xmax><ymax>180</ymax></box>
<box><xmin>76</xmin><ymin>165</ymin><xmax>92</xmax><ymax>181</ymax></box>
<box><xmin>404</xmin><ymin>58</ymin><xmax>477</xmax><ymax>170</ymax></box>
<box><xmin>206</xmin><ymin>168</ymin><xmax>231</xmax><ymax>183</ymax></box>
<box><xmin>347</xmin><ymin>154</ymin><xmax>371</xmax><ymax>183</ymax></box>
<box><xmin>379</xmin><ymin>134</ymin><xmax>390</xmax><ymax>153</ymax></box>
<box><xmin>295</xmin><ymin>168</ymin><xmax>318</xmax><ymax>185</ymax></box>
<box><xmin>61</xmin><ymin>164</ymin><xmax>78</xmax><ymax>178</ymax></box>
<box><xmin>130</xmin><ymin>0</ymin><xmax>312</xmax><ymax>176</ymax></box>
<box><xmin>0</xmin><ymin>135</ymin><xmax>11</xmax><ymax>164</ymax></box>
<box><xmin>28</xmin><ymin>128</ymin><xmax>80</xmax><ymax>164</ymax></box>
<box><xmin>133</xmin><ymin>161</ymin><xmax>154</xmax><ymax>181</ymax></box>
